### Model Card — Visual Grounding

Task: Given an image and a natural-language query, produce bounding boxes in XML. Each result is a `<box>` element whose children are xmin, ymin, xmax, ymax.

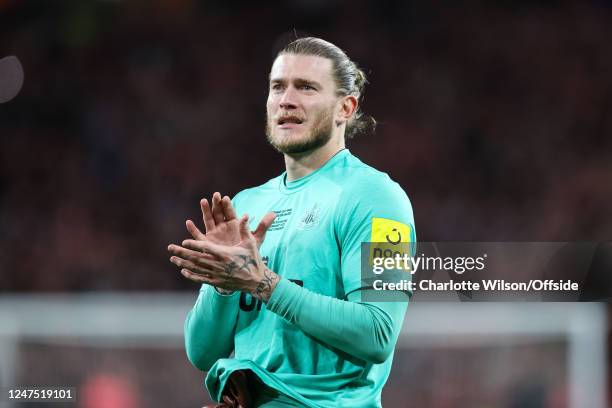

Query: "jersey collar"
<box><xmin>279</xmin><ymin>149</ymin><xmax>349</xmax><ymax>194</ymax></box>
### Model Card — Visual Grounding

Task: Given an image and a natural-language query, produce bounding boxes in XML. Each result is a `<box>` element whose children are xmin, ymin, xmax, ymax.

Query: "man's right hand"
<box><xmin>181</xmin><ymin>192</ymin><xmax>275</xmax><ymax>294</ymax></box>
<box><xmin>185</xmin><ymin>192</ymin><xmax>276</xmax><ymax>249</ymax></box>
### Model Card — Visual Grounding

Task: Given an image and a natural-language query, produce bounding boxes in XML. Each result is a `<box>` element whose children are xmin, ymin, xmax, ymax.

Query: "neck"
<box><xmin>284</xmin><ymin>134</ymin><xmax>345</xmax><ymax>181</ymax></box>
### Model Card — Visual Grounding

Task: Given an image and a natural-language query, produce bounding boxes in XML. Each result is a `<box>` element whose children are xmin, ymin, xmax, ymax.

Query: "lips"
<box><xmin>277</xmin><ymin>116</ymin><xmax>304</xmax><ymax>125</ymax></box>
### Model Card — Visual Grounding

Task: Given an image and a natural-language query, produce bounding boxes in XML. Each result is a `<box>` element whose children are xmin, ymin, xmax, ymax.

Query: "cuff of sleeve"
<box><xmin>200</xmin><ymin>284</ymin><xmax>239</xmax><ymax>300</ymax></box>
<box><xmin>266</xmin><ymin>278</ymin><xmax>303</xmax><ymax>322</ymax></box>
<box><xmin>213</xmin><ymin>287</ymin><xmax>238</xmax><ymax>297</ymax></box>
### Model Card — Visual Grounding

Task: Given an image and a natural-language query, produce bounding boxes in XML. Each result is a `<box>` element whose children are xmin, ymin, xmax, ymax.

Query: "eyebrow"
<box><xmin>269</xmin><ymin>77</ymin><xmax>323</xmax><ymax>89</ymax></box>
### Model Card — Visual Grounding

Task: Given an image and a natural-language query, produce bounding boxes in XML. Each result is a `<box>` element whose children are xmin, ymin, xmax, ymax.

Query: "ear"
<box><xmin>336</xmin><ymin>95</ymin><xmax>358</xmax><ymax>125</ymax></box>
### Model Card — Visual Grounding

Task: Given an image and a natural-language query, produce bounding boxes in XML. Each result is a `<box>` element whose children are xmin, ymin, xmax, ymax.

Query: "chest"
<box><xmin>254</xmin><ymin>192</ymin><xmax>341</xmax><ymax>281</ymax></box>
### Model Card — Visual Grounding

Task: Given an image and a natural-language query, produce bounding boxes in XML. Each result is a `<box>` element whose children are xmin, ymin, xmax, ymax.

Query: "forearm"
<box><xmin>266</xmin><ymin>279</ymin><xmax>408</xmax><ymax>364</ymax></box>
<box><xmin>184</xmin><ymin>285</ymin><xmax>239</xmax><ymax>371</ymax></box>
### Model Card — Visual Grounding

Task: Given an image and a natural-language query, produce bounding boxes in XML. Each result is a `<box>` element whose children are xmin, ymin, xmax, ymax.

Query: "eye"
<box><xmin>299</xmin><ymin>84</ymin><xmax>315</xmax><ymax>91</ymax></box>
<box><xmin>271</xmin><ymin>83</ymin><xmax>284</xmax><ymax>91</ymax></box>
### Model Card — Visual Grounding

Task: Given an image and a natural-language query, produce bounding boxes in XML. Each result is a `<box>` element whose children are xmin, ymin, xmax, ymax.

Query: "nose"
<box><xmin>279</xmin><ymin>87</ymin><xmax>298</xmax><ymax>110</ymax></box>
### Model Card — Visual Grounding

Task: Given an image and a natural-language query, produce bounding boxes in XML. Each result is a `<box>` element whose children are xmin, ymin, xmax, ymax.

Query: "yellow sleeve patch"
<box><xmin>370</xmin><ymin>217</ymin><xmax>412</xmax><ymax>244</ymax></box>
<box><xmin>369</xmin><ymin>218</ymin><xmax>413</xmax><ymax>271</ymax></box>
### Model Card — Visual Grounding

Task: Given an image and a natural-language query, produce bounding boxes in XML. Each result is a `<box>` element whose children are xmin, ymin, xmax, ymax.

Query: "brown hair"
<box><xmin>278</xmin><ymin>37</ymin><xmax>376</xmax><ymax>139</ymax></box>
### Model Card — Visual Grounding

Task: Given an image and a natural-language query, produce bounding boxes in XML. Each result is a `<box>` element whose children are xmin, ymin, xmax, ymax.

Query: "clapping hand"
<box><xmin>168</xmin><ymin>193</ymin><xmax>279</xmax><ymax>300</ymax></box>
<box><xmin>185</xmin><ymin>192</ymin><xmax>275</xmax><ymax>248</ymax></box>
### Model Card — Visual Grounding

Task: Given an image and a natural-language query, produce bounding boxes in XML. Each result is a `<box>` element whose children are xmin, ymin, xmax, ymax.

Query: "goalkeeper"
<box><xmin>168</xmin><ymin>37</ymin><xmax>415</xmax><ymax>407</ymax></box>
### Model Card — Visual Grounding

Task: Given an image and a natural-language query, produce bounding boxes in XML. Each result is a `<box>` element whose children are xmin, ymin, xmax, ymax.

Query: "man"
<box><xmin>168</xmin><ymin>37</ymin><xmax>415</xmax><ymax>407</ymax></box>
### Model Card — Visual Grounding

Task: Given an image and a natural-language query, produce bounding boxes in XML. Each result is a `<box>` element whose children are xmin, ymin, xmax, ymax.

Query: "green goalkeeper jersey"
<box><xmin>185</xmin><ymin>149</ymin><xmax>415</xmax><ymax>407</ymax></box>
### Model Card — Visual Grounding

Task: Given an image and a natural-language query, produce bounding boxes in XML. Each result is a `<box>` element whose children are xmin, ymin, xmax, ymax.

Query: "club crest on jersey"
<box><xmin>296</xmin><ymin>203</ymin><xmax>320</xmax><ymax>230</ymax></box>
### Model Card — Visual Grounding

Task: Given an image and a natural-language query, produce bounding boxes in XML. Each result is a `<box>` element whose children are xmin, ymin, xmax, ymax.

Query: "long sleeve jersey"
<box><xmin>185</xmin><ymin>149</ymin><xmax>415</xmax><ymax>407</ymax></box>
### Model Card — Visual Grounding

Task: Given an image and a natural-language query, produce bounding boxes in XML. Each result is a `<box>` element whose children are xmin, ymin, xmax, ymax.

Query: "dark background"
<box><xmin>1</xmin><ymin>0</ymin><xmax>610</xmax><ymax>292</ymax></box>
<box><xmin>0</xmin><ymin>1</ymin><xmax>610</xmax><ymax>407</ymax></box>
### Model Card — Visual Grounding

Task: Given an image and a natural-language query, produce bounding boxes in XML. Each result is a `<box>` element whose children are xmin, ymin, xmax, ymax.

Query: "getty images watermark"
<box><xmin>360</xmin><ymin>242</ymin><xmax>611</xmax><ymax>302</ymax></box>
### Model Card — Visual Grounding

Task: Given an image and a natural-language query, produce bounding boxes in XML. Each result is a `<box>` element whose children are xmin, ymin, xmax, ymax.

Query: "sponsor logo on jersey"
<box><xmin>369</xmin><ymin>217</ymin><xmax>413</xmax><ymax>271</ymax></box>
<box><xmin>239</xmin><ymin>278</ymin><xmax>303</xmax><ymax>312</ymax></box>
<box><xmin>370</xmin><ymin>218</ymin><xmax>412</xmax><ymax>244</ymax></box>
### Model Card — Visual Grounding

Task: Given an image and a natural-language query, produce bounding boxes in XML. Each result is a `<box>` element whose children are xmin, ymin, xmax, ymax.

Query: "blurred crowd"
<box><xmin>1</xmin><ymin>0</ymin><xmax>611</xmax><ymax>291</ymax></box>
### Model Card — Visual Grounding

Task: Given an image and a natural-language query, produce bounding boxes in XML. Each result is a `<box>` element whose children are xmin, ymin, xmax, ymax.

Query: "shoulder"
<box><xmin>335</xmin><ymin>152</ymin><xmax>412</xmax><ymax>210</ymax></box>
<box><xmin>332</xmin><ymin>153</ymin><xmax>415</xmax><ymax>237</ymax></box>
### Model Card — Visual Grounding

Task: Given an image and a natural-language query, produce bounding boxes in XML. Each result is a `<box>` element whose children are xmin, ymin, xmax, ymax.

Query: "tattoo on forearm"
<box><xmin>254</xmin><ymin>268</ymin><xmax>279</xmax><ymax>301</ymax></box>
<box><xmin>220</xmin><ymin>254</ymin><xmax>276</xmax><ymax>300</ymax></box>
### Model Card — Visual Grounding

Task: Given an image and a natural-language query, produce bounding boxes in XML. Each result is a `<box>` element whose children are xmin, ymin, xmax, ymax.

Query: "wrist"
<box><xmin>252</xmin><ymin>267</ymin><xmax>280</xmax><ymax>302</ymax></box>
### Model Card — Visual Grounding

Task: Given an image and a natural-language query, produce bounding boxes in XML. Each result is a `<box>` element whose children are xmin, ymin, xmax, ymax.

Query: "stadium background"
<box><xmin>0</xmin><ymin>0</ymin><xmax>611</xmax><ymax>407</ymax></box>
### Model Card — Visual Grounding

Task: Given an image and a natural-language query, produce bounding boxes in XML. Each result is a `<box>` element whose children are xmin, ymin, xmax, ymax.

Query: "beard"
<box><xmin>266</xmin><ymin>108</ymin><xmax>334</xmax><ymax>155</ymax></box>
